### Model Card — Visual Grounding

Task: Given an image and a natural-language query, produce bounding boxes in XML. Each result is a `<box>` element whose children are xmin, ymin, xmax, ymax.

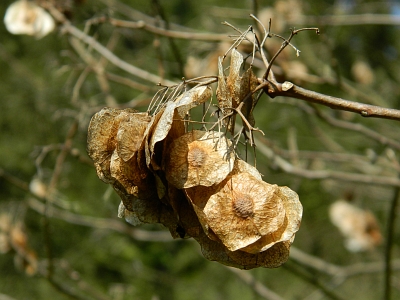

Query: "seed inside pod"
<box><xmin>187</xmin><ymin>143</ymin><xmax>207</xmax><ymax>168</ymax></box>
<box><xmin>232</xmin><ymin>191</ymin><xmax>254</xmax><ymax>219</ymax></box>
<box><xmin>164</xmin><ymin>130</ymin><xmax>235</xmax><ymax>189</ymax></box>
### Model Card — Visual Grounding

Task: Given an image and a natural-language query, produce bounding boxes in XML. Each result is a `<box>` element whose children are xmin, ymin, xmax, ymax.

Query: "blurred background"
<box><xmin>1</xmin><ymin>0</ymin><xmax>400</xmax><ymax>299</ymax></box>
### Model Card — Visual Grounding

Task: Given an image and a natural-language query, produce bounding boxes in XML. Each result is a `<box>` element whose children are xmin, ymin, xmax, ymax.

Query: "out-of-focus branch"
<box><xmin>256</xmin><ymin>137</ymin><xmax>400</xmax><ymax>187</ymax></box>
<box><xmin>384</xmin><ymin>179</ymin><xmax>400</xmax><ymax>300</ymax></box>
<box><xmin>290</xmin><ymin>247</ymin><xmax>400</xmax><ymax>278</ymax></box>
<box><xmin>42</xmin><ymin>2</ymin><xmax>176</xmax><ymax>86</ymax></box>
<box><xmin>105</xmin><ymin>72</ymin><xmax>153</xmax><ymax>92</ymax></box>
<box><xmin>299</xmin><ymin>14</ymin><xmax>400</xmax><ymax>26</ymax></box>
<box><xmin>209</xmin><ymin>7</ymin><xmax>400</xmax><ymax>27</ymax></box>
<box><xmin>310</xmin><ymin>105</ymin><xmax>400</xmax><ymax>151</ymax></box>
<box><xmin>282</xmin><ymin>263</ymin><xmax>345</xmax><ymax>300</ymax></box>
<box><xmin>268</xmin><ymin>98</ymin><xmax>400</xmax><ymax>173</ymax></box>
<box><xmin>0</xmin><ymin>167</ymin><xmax>173</xmax><ymax>243</ymax></box>
<box><xmin>55</xmin><ymin>260</ymin><xmax>112</xmax><ymax>300</ymax></box>
<box><xmin>98</xmin><ymin>0</ymin><xmax>192</xmax><ymax>31</ymax></box>
<box><xmin>278</xmin><ymin>148</ymin><xmax>400</xmax><ymax>174</ymax></box>
<box><xmin>262</xmin><ymin>80</ymin><xmax>400</xmax><ymax>121</ymax></box>
<box><xmin>71</xmin><ymin>66</ymin><xmax>90</xmax><ymax>105</ymax></box>
<box><xmin>0</xmin><ymin>168</ymin><xmax>29</xmax><ymax>191</ymax></box>
<box><xmin>48</xmin><ymin>121</ymin><xmax>78</xmax><ymax>194</ymax></box>
<box><xmin>225</xmin><ymin>267</ymin><xmax>283</xmax><ymax>300</ymax></box>
<box><xmin>64</xmin><ymin>23</ymin><xmax>176</xmax><ymax>86</ymax></box>
<box><xmin>36</xmin><ymin>260</ymin><xmax>111</xmax><ymax>300</ymax></box>
<box><xmin>0</xmin><ymin>294</ymin><xmax>17</xmax><ymax>300</ymax></box>
<box><xmin>46</xmin><ymin>277</ymin><xmax>90</xmax><ymax>300</ymax></box>
<box><xmin>69</xmin><ymin>36</ymin><xmax>117</xmax><ymax>106</ymax></box>
<box><xmin>42</xmin><ymin>120</ymin><xmax>78</xmax><ymax>280</ymax></box>
<box><xmin>28</xmin><ymin>197</ymin><xmax>172</xmax><ymax>242</ymax></box>
<box><xmin>86</xmin><ymin>16</ymin><xmax>230</xmax><ymax>41</ymax></box>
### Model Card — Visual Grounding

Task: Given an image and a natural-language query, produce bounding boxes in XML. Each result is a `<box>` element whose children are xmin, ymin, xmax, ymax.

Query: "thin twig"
<box><xmin>105</xmin><ymin>72</ymin><xmax>153</xmax><ymax>92</ymax></box>
<box><xmin>262</xmin><ymin>80</ymin><xmax>400</xmax><ymax>121</ymax></box>
<box><xmin>262</xmin><ymin>28</ymin><xmax>318</xmax><ymax>80</ymax></box>
<box><xmin>28</xmin><ymin>197</ymin><xmax>172</xmax><ymax>242</ymax></box>
<box><xmin>48</xmin><ymin>121</ymin><xmax>78</xmax><ymax>193</ymax></box>
<box><xmin>384</xmin><ymin>174</ymin><xmax>400</xmax><ymax>300</ymax></box>
<box><xmin>311</xmin><ymin>105</ymin><xmax>400</xmax><ymax>151</ymax></box>
<box><xmin>43</xmin><ymin>120</ymin><xmax>78</xmax><ymax>280</ymax></box>
<box><xmin>256</xmin><ymin>137</ymin><xmax>400</xmax><ymax>187</ymax></box>
<box><xmin>290</xmin><ymin>247</ymin><xmax>400</xmax><ymax>278</ymax></box>
<box><xmin>225</xmin><ymin>267</ymin><xmax>283</xmax><ymax>300</ymax></box>
<box><xmin>42</xmin><ymin>2</ymin><xmax>176</xmax><ymax>86</ymax></box>
<box><xmin>298</xmin><ymin>14</ymin><xmax>400</xmax><ymax>26</ymax></box>
<box><xmin>282</xmin><ymin>262</ymin><xmax>346</xmax><ymax>300</ymax></box>
<box><xmin>152</xmin><ymin>0</ymin><xmax>185</xmax><ymax>76</ymax></box>
<box><xmin>87</xmin><ymin>16</ymin><xmax>230</xmax><ymax>42</ymax></box>
<box><xmin>250</xmin><ymin>14</ymin><xmax>274</xmax><ymax>80</ymax></box>
<box><xmin>0</xmin><ymin>167</ymin><xmax>174</xmax><ymax>243</ymax></box>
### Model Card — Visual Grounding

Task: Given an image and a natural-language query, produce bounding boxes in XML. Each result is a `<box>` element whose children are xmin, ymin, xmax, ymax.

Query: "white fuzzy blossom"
<box><xmin>329</xmin><ymin>200</ymin><xmax>382</xmax><ymax>252</ymax></box>
<box><xmin>4</xmin><ymin>0</ymin><xmax>55</xmax><ymax>39</ymax></box>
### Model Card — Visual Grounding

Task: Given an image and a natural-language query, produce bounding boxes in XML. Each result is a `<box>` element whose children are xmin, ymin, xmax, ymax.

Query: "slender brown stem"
<box><xmin>298</xmin><ymin>14</ymin><xmax>400</xmax><ymax>26</ymax></box>
<box><xmin>282</xmin><ymin>263</ymin><xmax>345</xmax><ymax>300</ymax></box>
<box><xmin>384</xmin><ymin>178</ymin><xmax>400</xmax><ymax>300</ymax></box>
<box><xmin>256</xmin><ymin>138</ymin><xmax>400</xmax><ymax>187</ymax></box>
<box><xmin>262</xmin><ymin>80</ymin><xmax>400</xmax><ymax>121</ymax></box>
<box><xmin>226</xmin><ymin>267</ymin><xmax>283</xmax><ymax>300</ymax></box>
<box><xmin>311</xmin><ymin>106</ymin><xmax>400</xmax><ymax>150</ymax></box>
<box><xmin>87</xmin><ymin>16</ymin><xmax>230</xmax><ymax>42</ymax></box>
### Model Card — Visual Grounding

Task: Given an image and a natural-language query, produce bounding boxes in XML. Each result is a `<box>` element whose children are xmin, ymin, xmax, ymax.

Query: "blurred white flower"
<box><xmin>29</xmin><ymin>177</ymin><xmax>47</xmax><ymax>198</ymax></box>
<box><xmin>329</xmin><ymin>200</ymin><xmax>382</xmax><ymax>252</ymax></box>
<box><xmin>4</xmin><ymin>0</ymin><xmax>55</xmax><ymax>39</ymax></box>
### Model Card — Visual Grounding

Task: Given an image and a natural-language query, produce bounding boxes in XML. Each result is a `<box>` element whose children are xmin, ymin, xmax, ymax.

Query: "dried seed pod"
<box><xmin>150</xmin><ymin>86</ymin><xmax>211</xmax><ymax>150</ymax></box>
<box><xmin>166</xmin><ymin>184</ymin><xmax>203</xmax><ymax>239</ymax></box>
<box><xmin>118</xmin><ymin>201</ymin><xmax>143</xmax><ymax>226</ymax></box>
<box><xmin>144</xmin><ymin>109</ymin><xmax>164</xmax><ymax>169</ymax></box>
<box><xmin>174</xmin><ymin>85</ymin><xmax>212</xmax><ymax>118</ymax></box>
<box><xmin>187</xmin><ymin>172</ymin><xmax>286</xmax><ymax>252</ymax></box>
<box><xmin>149</xmin><ymin>101</ymin><xmax>179</xmax><ymax>157</ymax></box>
<box><xmin>115</xmin><ymin>191</ymin><xmax>179</xmax><ymax>236</ymax></box>
<box><xmin>87</xmin><ymin>108</ymin><xmax>136</xmax><ymax>183</ymax></box>
<box><xmin>186</xmin><ymin>159</ymin><xmax>265</xmax><ymax>243</ymax></box>
<box><xmin>226</xmin><ymin>240</ymin><xmax>291</xmax><ymax>269</ymax></box>
<box><xmin>232</xmin><ymin>159</ymin><xmax>262</xmax><ymax>180</ymax></box>
<box><xmin>239</xmin><ymin>66</ymin><xmax>259</xmax><ymax>129</ymax></box>
<box><xmin>110</xmin><ymin>150</ymin><xmax>137</xmax><ymax>195</ymax></box>
<box><xmin>217</xmin><ymin>49</ymin><xmax>242</xmax><ymax>110</ymax></box>
<box><xmin>194</xmin><ymin>223</ymin><xmax>291</xmax><ymax>269</ymax></box>
<box><xmin>216</xmin><ymin>49</ymin><xmax>259</xmax><ymax>133</ymax></box>
<box><xmin>144</xmin><ymin>109</ymin><xmax>185</xmax><ymax>171</ymax></box>
<box><xmin>117</xmin><ymin>112</ymin><xmax>151</xmax><ymax>162</ymax></box>
<box><xmin>216</xmin><ymin>51</ymin><xmax>240</xmax><ymax>133</ymax></box>
<box><xmin>164</xmin><ymin>130</ymin><xmax>235</xmax><ymax>189</ymax></box>
<box><xmin>110</xmin><ymin>149</ymin><xmax>156</xmax><ymax>202</ymax></box>
<box><xmin>240</xmin><ymin>186</ymin><xmax>302</xmax><ymax>253</ymax></box>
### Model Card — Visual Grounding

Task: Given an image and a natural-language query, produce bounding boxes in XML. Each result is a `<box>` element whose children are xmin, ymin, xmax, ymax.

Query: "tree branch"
<box><xmin>310</xmin><ymin>105</ymin><xmax>400</xmax><ymax>151</ymax></box>
<box><xmin>99</xmin><ymin>17</ymin><xmax>230</xmax><ymax>41</ymax></box>
<box><xmin>225</xmin><ymin>267</ymin><xmax>283</xmax><ymax>300</ymax></box>
<box><xmin>384</xmin><ymin>179</ymin><xmax>400</xmax><ymax>300</ymax></box>
<box><xmin>42</xmin><ymin>2</ymin><xmax>177</xmax><ymax>86</ymax></box>
<box><xmin>28</xmin><ymin>197</ymin><xmax>172</xmax><ymax>242</ymax></box>
<box><xmin>262</xmin><ymin>80</ymin><xmax>400</xmax><ymax>121</ymax></box>
<box><xmin>256</xmin><ymin>138</ymin><xmax>400</xmax><ymax>187</ymax></box>
<box><xmin>299</xmin><ymin>14</ymin><xmax>400</xmax><ymax>26</ymax></box>
<box><xmin>290</xmin><ymin>247</ymin><xmax>400</xmax><ymax>278</ymax></box>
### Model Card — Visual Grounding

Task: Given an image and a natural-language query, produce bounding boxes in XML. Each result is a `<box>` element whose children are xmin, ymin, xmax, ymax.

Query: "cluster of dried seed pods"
<box><xmin>87</xmin><ymin>51</ymin><xmax>302</xmax><ymax>269</ymax></box>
